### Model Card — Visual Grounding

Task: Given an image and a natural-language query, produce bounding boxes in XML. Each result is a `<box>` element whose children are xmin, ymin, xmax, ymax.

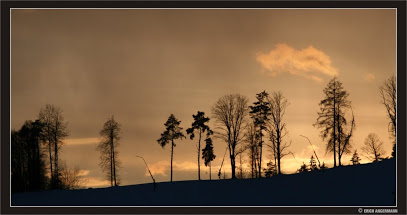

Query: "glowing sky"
<box><xmin>11</xmin><ymin>9</ymin><xmax>396</xmax><ymax>188</ymax></box>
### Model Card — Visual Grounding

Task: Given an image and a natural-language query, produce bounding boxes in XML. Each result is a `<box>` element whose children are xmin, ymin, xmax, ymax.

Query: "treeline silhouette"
<box><xmin>11</xmin><ymin>75</ymin><xmax>397</xmax><ymax>193</ymax></box>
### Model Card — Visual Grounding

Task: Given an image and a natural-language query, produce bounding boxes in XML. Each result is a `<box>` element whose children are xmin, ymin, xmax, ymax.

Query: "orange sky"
<box><xmin>11</xmin><ymin>9</ymin><xmax>396</xmax><ymax>188</ymax></box>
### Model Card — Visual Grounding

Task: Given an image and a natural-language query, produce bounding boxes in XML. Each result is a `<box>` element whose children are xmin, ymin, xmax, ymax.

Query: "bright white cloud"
<box><xmin>256</xmin><ymin>43</ymin><xmax>338</xmax><ymax>82</ymax></box>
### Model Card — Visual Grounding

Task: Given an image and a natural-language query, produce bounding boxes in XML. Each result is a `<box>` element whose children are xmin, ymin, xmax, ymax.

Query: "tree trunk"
<box><xmin>337</xmin><ymin>106</ymin><xmax>342</xmax><ymax>166</ymax></box>
<box><xmin>54</xmin><ymin>127</ymin><xmax>59</xmax><ymax>187</ymax></box>
<box><xmin>230</xmin><ymin>141</ymin><xmax>236</xmax><ymax>179</ymax></box>
<box><xmin>171</xmin><ymin>139</ymin><xmax>174</xmax><ymax>182</ymax></box>
<box><xmin>112</xmin><ymin>136</ymin><xmax>117</xmax><ymax>186</ymax></box>
<box><xmin>333</xmin><ymin>87</ymin><xmax>337</xmax><ymax>167</ymax></box>
<box><xmin>258</xmin><ymin>130</ymin><xmax>263</xmax><ymax>177</ymax></box>
<box><xmin>48</xmin><ymin>137</ymin><xmax>53</xmax><ymax>185</ymax></box>
<box><xmin>198</xmin><ymin>129</ymin><xmax>201</xmax><ymax>180</ymax></box>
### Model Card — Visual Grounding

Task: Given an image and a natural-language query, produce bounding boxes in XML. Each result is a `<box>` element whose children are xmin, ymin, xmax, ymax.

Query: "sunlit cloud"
<box><xmin>256</xmin><ymin>43</ymin><xmax>338</xmax><ymax>82</ymax></box>
<box><xmin>363</xmin><ymin>73</ymin><xmax>376</xmax><ymax>82</ymax></box>
<box><xmin>85</xmin><ymin>177</ymin><xmax>111</xmax><ymax>188</ymax></box>
<box><xmin>64</xmin><ymin>137</ymin><xmax>99</xmax><ymax>145</ymax></box>
<box><xmin>78</xmin><ymin>169</ymin><xmax>90</xmax><ymax>177</ymax></box>
<box><xmin>148</xmin><ymin>161</ymin><xmax>217</xmax><ymax>177</ymax></box>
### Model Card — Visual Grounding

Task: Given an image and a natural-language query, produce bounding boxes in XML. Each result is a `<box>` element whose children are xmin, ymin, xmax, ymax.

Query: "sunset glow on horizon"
<box><xmin>11</xmin><ymin>9</ymin><xmax>396</xmax><ymax>189</ymax></box>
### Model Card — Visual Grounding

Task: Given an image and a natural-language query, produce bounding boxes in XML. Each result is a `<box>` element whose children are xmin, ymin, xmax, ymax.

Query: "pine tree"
<box><xmin>186</xmin><ymin>111</ymin><xmax>213</xmax><ymax>181</ymax></box>
<box><xmin>309</xmin><ymin>155</ymin><xmax>318</xmax><ymax>171</ymax></box>
<box><xmin>157</xmin><ymin>114</ymin><xmax>186</xmax><ymax>182</ymax></box>
<box><xmin>350</xmin><ymin>150</ymin><xmax>361</xmax><ymax>165</ymax></box>
<box><xmin>202</xmin><ymin>138</ymin><xmax>216</xmax><ymax>180</ymax></box>
<box><xmin>249</xmin><ymin>91</ymin><xmax>271</xmax><ymax>177</ymax></box>
<box><xmin>319</xmin><ymin>162</ymin><xmax>328</xmax><ymax>170</ymax></box>
<box><xmin>297</xmin><ymin>162</ymin><xmax>309</xmax><ymax>173</ymax></box>
<box><xmin>263</xmin><ymin>160</ymin><xmax>277</xmax><ymax>177</ymax></box>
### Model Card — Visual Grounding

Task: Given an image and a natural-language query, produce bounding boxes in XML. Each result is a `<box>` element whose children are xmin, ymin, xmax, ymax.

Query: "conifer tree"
<box><xmin>309</xmin><ymin>155</ymin><xmax>318</xmax><ymax>171</ymax></box>
<box><xmin>319</xmin><ymin>162</ymin><xmax>328</xmax><ymax>170</ymax></box>
<box><xmin>249</xmin><ymin>91</ymin><xmax>271</xmax><ymax>177</ymax></box>
<box><xmin>157</xmin><ymin>114</ymin><xmax>186</xmax><ymax>182</ymax></box>
<box><xmin>297</xmin><ymin>162</ymin><xmax>308</xmax><ymax>173</ymax></box>
<box><xmin>263</xmin><ymin>160</ymin><xmax>277</xmax><ymax>177</ymax></box>
<box><xmin>186</xmin><ymin>111</ymin><xmax>213</xmax><ymax>180</ymax></box>
<box><xmin>350</xmin><ymin>150</ymin><xmax>361</xmax><ymax>165</ymax></box>
<box><xmin>202</xmin><ymin>137</ymin><xmax>216</xmax><ymax>180</ymax></box>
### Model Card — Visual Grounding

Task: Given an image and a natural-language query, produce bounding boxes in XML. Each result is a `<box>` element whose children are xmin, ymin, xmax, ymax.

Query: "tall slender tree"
<box><xmin>314</xmin><ymin>77</ymin><xmax>352</xmax><ymax>167</ymax></box>
<box><xmin>202</xmin><ymin>137</ymin><xmax>216</xmax><ymax>180</ymax></box>
<box><xmin>212</xmin><ymin>94</ymin><xmax>249</xmax><ymax>179</ymax></box>
<box><xmin>249</xmin><ymin>91</ymin><xmax>271</xmax><ymax>177</ymax></box>
<box><xmin>244</xmin><ymin>121</ymin><xmax>260</xmax><ymax>178</ymax></box>
<box><xmin>97</xmin><ymin>116</ymin><xmax>121</xmax><ymax>187</ymax></box>
<box><xmin>267</xmin><ymin>91</ymin><xmax>292</xmax><ymax>174</ymax></box>
<box><xmin>186</xmin><ymin>111</ymin><xmax>213</xmax><ymax>180</ymax></box>
<box><xmin>38</xmin><ymin>104</ymin><xmax>69</xmax><ymax>188</ymax></box>
<box><xmin>379</xmin><ymin>75</ymin><xmax>396</xmax><ymax>152</ymax></box>
<box><xmin>157</xmin><ymin>114</ymin><xmax>186</xmax><ymax>182</ymax></box>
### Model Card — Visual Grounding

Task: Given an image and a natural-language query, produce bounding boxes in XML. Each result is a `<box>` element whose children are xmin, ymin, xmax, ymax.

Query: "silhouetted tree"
<box><xmin>314</xmin><ymin>77</ymin><xmax>352</xmax><ymax>167</ymax></box>
<box><xmin>297</xmin><ymin>162</ymin><xmax>308</xmax><ymax>173</ymax></box>
<box><xmin>38</xmin><ymin>104</ymin><xmax>69</xmax><ymax>188</ymax></box>
<box><xmin>338</xmin><ymin>110</ymin><xmax>355</xmax><ymax>165</ymax></box>
<box><xmin>97</xmin><ymin>116</ymin><xmax>121</xmax><ymax>187</ymax></box>
<box><xmin>391</xmin><ymin>143</ymin><xmax>396</xmax><ymax>158</ymax></box>
<box><xmin>309</xmin><ymin>155</ymin><xmax>318</xmax><ymax>171</ymax></box>
<box><xmin>249</xmin><ymin>90</ymin><xmax>271</xmax><ymax>177</ymax></box>
<box><xmin>202</xmin><ymin>137</ymin><xmax>216</xmax><ymax>180</ymax></box>
<box><xmin>264</xmin><ymin>160</ymin><xmax>277</xmax><ymax>177</ymax></box>
<box><xmin>267</xmin><ymin>91</ymin><xmax>292</xmax><ymax>174</ymax></box>
<box><xmin>362</xmin><ymin>133</ymin><xmax>386</xmax><ymax>162</ymax></box>
<box><xmin>212</xmin><ymin>94</ymin><xmax>249</xmax><ymax>179</ymax></box>
<box><xmin>186</xmin><ymin>111</ymin><xmax>213</xmax><ymax>181</ymax></box>
<box><xmin>157</xmin><ymin>114</ymin><xmax>186</xmax><ymax>182</ymax></box>
<box><xmin>60</xmin><ymin>162</ymin><xmax>87</xmax><ymax>189</ymax></box>
<box><xmin>379</xmin><ymin>75</ymin><xmax>396</xmax><ymax>157</ymax></box>
<box><xmin>244</xmin><ymin>121</ymin><xmax>260</xmax><ymax>178</ymax></box>
<box><xmin>319</xmin><ymin>162</ymin><xmax>328</xmax><ymax>170</ymax></box>
<box><xmin>11</xmin><ymin>120</ymin><xmax>48</xmax><ymax>192</ymax></box>
<box><xmin>350</xmin><ymin>150</ymin><xmax>361</xmax><ymax>165</ymax></box>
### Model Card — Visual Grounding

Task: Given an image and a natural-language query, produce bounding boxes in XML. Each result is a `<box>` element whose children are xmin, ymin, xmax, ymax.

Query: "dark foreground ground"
<box><xmin>12</xmin><ymin>159</ymin><xmax>396</xmax><ymax>206</ymax></box>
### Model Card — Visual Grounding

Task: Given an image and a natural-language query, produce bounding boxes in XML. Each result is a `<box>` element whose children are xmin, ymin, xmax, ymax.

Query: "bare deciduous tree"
<box><xmin>60</xmin><ymin>162</ymin><xmax>87</xmax><ymax>190</ymax></box>
<box><xmin>314</xmin><ymin>77</ymin><xmax>353</xmax><ymax>167</ymax></box>
<box><xmin>38</xmin><ymin>104</ymin><xmax>69</xmax><ymax>188</ymax></box>
<box><xmin>379</xmin><ymin>75</ymin><xmax>396</xmax><ymax>144</ymax></box>
<box><xmin>212</xmin><ymin>94</ymin><xmax>249</xmax><ymax>179</ymax></box>
<box><xmin>362</xmin><ymin>133</ymin><xmax>386</xmax><ymax>162</ymax></box>
<box><xmin>97</xmin><ymin>116</ymin><xmax>121</xmax><ymax>187</ymax></box>
<box><xmin>267</xmin><ymin>91</ymin><xmax>292</xmax><ymax>174</ymax></box>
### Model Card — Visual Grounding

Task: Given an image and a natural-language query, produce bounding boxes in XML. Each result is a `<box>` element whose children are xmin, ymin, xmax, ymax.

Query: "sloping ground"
<box><xmin>12</xmin><ymin>159</ymin><xmax>396</xmax><ymax>206</ymax></box>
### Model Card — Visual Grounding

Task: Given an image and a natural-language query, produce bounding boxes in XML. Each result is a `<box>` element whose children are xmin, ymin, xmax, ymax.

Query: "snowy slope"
<box><xmin>11</xmin><ymin>158</ymin><xmax>396</xmax><ymax>206</ymax></box>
